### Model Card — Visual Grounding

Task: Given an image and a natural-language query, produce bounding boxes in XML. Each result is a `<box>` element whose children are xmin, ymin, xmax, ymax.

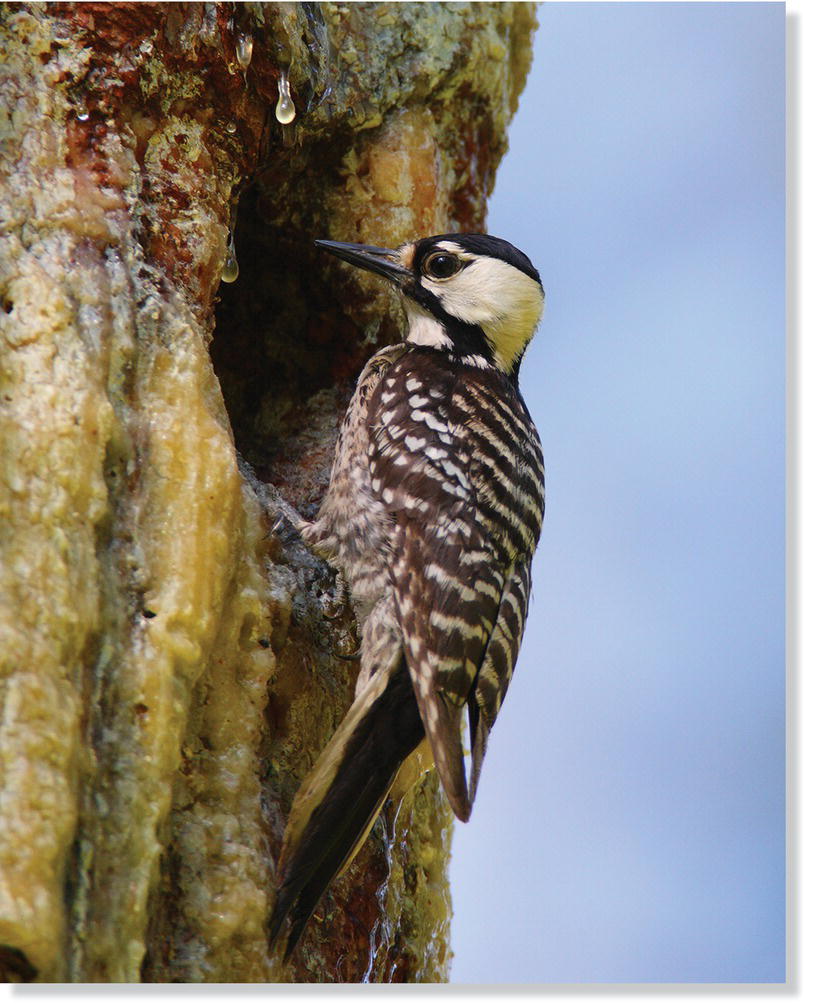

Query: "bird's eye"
<box><xmin>423</xmin><ymin>252</ymin><xmax>462</xmax><ymax>281</ymax></box>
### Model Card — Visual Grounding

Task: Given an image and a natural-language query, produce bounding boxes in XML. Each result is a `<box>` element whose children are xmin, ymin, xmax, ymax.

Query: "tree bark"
<box><xmin>0</xmin><ymin>0</ymin><xmax>536</xmax><ymax>983</ymax></box>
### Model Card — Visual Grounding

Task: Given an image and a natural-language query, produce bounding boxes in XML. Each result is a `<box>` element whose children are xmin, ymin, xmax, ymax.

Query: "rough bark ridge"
<box><xmin>0</xmin><ymin>1</ymin><xmax>536</xmax><ymax>983</ymax></box>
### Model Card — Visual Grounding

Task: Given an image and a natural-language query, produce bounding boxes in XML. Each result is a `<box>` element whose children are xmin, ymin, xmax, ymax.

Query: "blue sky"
<box><xmin>449</xmin><ymin>2</ymin><xmax>785</xmax><ymax>984</ymax></box>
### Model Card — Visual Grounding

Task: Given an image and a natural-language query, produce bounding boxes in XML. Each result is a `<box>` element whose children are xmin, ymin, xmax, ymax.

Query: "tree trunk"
<box><xmin>0</xmin><ymin>0</ymin><xmax>536</xmax><ymax>983</ymax></box>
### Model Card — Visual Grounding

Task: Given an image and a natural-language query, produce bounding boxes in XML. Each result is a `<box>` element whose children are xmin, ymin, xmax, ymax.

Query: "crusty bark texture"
<box><xmin>0</xmin><ymin>0</ymin><xmax>536</xmax><ymax>983</ymax></box>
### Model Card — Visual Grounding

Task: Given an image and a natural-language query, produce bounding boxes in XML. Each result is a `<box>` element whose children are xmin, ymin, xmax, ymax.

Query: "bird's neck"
<box><xmin>404</xmin><ymin>303</ymin><xmax>495</xmax><ymax>371</ymax></box>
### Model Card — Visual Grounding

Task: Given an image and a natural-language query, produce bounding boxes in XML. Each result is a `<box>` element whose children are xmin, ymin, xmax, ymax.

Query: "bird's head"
<box><xmin>316</xmin><ymin>233</ymin><xmax>544</xmax><ymax>378</ymax></box>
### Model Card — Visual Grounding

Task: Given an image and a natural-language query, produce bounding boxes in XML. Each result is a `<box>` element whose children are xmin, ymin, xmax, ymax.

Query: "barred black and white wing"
<box><xmin>367</xmin><ymin>348</ymin><xmax>545</xmax><ymax>821</ymax></box>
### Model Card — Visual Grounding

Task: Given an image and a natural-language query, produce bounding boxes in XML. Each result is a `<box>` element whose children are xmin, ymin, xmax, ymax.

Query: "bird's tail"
<box><xmin>268</xmin><ymin>658</ymin><xmax>425</xmax><ymax>960</ymax></box>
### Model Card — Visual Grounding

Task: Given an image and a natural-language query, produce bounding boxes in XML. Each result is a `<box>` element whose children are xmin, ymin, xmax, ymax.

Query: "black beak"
<box><xmin>315</xmin><ymin>240</ymin><xmax>412</xmax><ymax>285</ymax></box>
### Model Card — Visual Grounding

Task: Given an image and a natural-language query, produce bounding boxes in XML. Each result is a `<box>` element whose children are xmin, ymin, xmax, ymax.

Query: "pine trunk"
<box><xmin>0</xmin><ymin>0</ymin><xmax>536</xmax><ymax>983</ymax></box>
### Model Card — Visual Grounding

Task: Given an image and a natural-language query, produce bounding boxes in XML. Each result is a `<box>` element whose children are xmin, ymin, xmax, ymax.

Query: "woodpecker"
<box><xmin>269</xmin><ymin>233</ymin><xmax>545</xmax><ymax>959</ymax></box>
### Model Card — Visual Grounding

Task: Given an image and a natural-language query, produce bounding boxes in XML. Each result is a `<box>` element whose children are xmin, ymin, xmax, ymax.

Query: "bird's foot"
<box><xmin>321</xmin><ymin>569</ymin><xmax>351</xmax><ymax>621</ymax></box>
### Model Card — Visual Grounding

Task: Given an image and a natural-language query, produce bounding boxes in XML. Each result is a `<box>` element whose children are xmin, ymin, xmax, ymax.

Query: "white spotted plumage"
<box><xmin>270</xmin><ymin>233</ymin><xmax>546</xmax><ymax>959</ymax></box>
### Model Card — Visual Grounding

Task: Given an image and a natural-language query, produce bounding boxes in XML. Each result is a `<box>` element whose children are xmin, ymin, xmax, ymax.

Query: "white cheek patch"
<box><xmin>429</xmin><ymin>257</ymin><xmax>544</xmax><ymax>372</ymax></box>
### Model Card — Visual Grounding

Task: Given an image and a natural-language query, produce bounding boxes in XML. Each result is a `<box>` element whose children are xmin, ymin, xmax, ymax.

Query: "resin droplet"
<box><xmin>275</xmin><ymin>68</ymin><xmax>296</xmax><ymax>125</ymax></box>
<box><xmin>221</xmin><ymin>235</ymin><xmax>239</xmax><ymax>284</ymax></box>
<box><xmin>235</xmin><ymin>32</ymin><xmax>253</xmax><ymax>69</ymax></box>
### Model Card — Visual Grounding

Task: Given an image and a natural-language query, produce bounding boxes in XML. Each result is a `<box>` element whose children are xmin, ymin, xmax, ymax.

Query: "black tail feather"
<box><xmin>269</xmin><ymin>659</ymin><xmax>425</xmax><ymax>959</ymax></box>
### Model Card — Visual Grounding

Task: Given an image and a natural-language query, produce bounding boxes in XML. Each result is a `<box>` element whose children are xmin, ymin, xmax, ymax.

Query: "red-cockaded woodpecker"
<box><xmin>269</xmin><ymin>234</ymin><xmax>545</xmax><ymax>958</ymax></box>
